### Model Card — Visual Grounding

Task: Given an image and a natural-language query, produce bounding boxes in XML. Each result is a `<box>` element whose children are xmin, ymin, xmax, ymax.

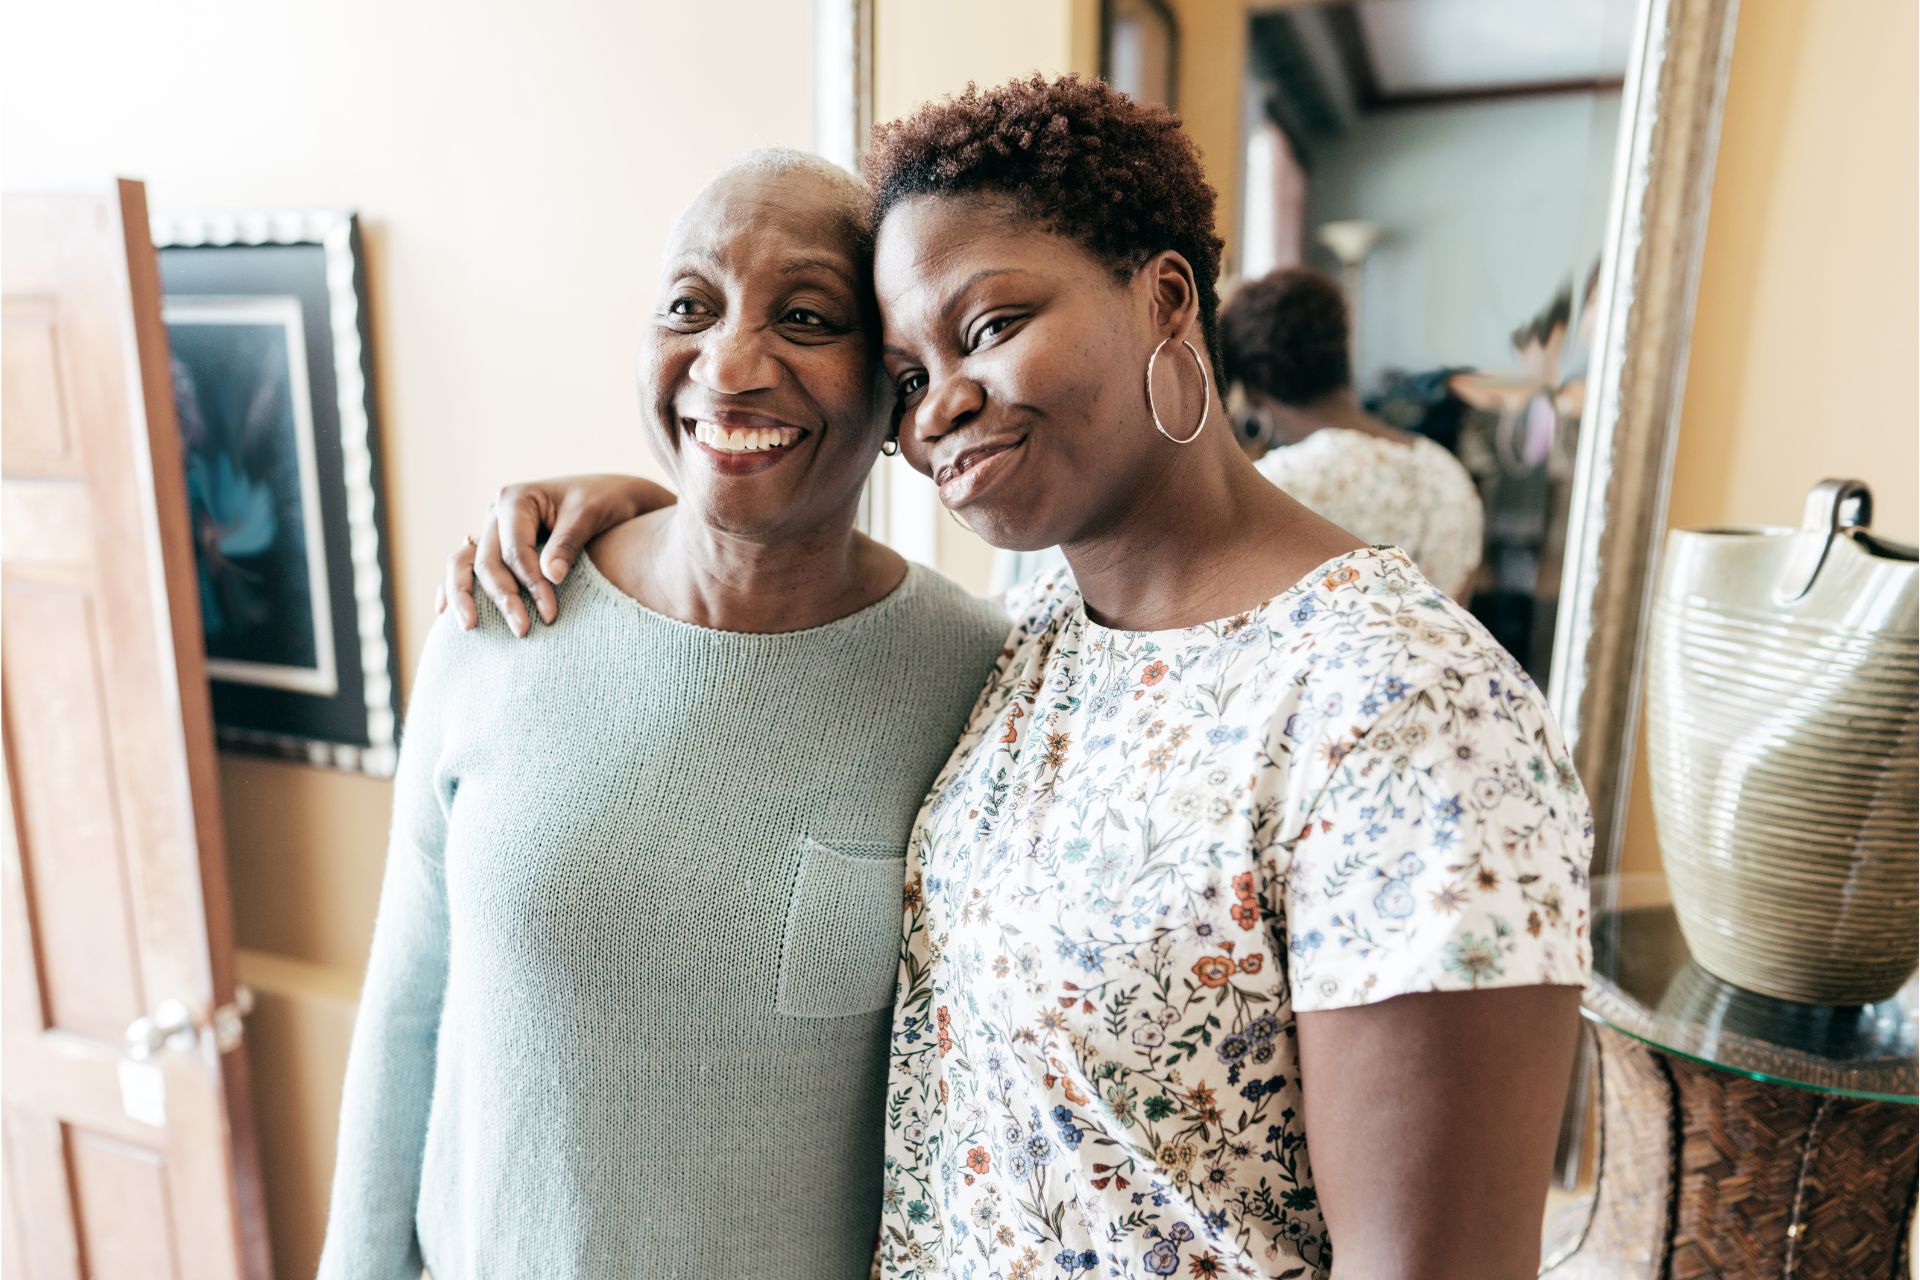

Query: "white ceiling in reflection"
<box><xmin>1354</xmin><ymin>0</ymin><xmax>1636</xmax><ymax>93</ymax></box>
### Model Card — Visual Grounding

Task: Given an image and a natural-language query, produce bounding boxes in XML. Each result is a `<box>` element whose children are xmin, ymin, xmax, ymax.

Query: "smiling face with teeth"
<box><xmin>642</xmin><ymin>163</ymin><xmax>887</xmax><ymax>540</ymax></box>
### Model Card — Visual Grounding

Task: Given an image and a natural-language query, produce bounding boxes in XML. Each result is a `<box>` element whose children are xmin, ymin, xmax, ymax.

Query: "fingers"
<box><xmin>542</xmin><ymin>497</ymin><xmax>599</xmax><ymax>586</ymax></box>
<box><xmin>473</xmin><ymin>517</ymin><xmax>532</xmax><ymax>639</ymax></box>
<box><xmin>497</xmin><ymin>491</ymin><xmax>559</xmax><ymax>626</ymax></box>
<box><xmin>442</xmin><ymin>539</ymin><xmax>480</xmax><ymax>630</ymax></box>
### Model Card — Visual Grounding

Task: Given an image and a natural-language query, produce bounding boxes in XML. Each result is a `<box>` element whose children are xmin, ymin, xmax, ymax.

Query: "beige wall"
<box><xmin>1620</xmin><ymin>0</ymin><xmax>1918</xmax><ymax>877</ymax></box>
<box><xmin>1</xmin><ymin>2</ymin><xmax>811</xmax><ymax>1273</ymax></box>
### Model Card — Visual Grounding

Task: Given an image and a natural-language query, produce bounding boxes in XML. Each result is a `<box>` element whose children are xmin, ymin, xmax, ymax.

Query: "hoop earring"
<box><xmin>1145</xmin><ymin>337</ymin><xmax>1211</xmax><ymax>445</ymax></box>
<box><xmin>880</xmin><ymin>435</ymin><xmax>899</xmax><ymax>457</ymax></box>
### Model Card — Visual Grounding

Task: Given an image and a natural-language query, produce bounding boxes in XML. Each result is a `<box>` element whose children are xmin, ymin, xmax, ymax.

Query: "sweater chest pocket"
<box><xmin>776</xmin><ymin>836</ymin><xmax>907</xmax><ymax>1018</ymax></box>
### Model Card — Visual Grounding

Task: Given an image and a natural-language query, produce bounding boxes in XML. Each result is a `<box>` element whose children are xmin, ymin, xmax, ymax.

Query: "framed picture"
<box><xmin>1102</xmin><ymin>0</ymin><xmax>1179</xmax><ymax>109</ymax></box>
<box><xmin>152</xmin><ymin>210</ymin><xmax>400</xmax><ymax>776</ymax></box>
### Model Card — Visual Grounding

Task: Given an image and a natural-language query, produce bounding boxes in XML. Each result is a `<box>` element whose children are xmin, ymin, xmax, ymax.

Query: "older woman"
<box><xmin>317</xmin><ymin>150</ymin><xmax>1007</xmax><ymax>1280</ymax></box>
<box><xmin>457</xmin><ymin>79</ymin><xmax>1590</xmax><ymax>1280</ymax></box>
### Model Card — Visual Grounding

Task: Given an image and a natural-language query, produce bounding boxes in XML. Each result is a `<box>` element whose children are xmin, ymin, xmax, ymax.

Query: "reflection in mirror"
<box><xmin>1243</xmin><ymin>0</ymin><xmax>1633</xmax><ymax>680</ymax></box>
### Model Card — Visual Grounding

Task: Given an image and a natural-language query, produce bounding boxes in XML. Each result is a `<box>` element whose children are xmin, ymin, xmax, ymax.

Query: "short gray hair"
<box><xmin>685</xmin><ymin>147</ymin><xmax>874</xmax><ymax>255</ymax></box>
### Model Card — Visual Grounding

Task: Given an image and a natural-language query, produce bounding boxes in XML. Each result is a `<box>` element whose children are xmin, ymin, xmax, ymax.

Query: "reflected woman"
<box><xmin>317</xmin><ymin>151</ymin><xmax>1007</xmax><ymax>1279</ymax></box>
<box><xmin>1229</xmin><ymin>267</ymin><xmax>1487</xmax><ymax>600</ymax></box>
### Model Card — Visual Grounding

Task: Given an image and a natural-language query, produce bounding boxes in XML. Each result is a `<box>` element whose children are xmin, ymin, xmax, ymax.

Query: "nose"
<box><xmin>688</xmin><ymin>319</ymin><xmax>780</xmax><ymax>395</ymax></box>
<box><xmin>909</xmin><ymin>369</ymin><xmax>986</xmax><ymax>450</ymax></box>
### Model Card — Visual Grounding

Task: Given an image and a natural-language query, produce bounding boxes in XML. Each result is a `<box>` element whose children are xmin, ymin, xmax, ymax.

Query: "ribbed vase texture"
<box><xmin>1647</xmin><ymin>528</ymin><xmax>1918</xmax><ymax>1005</ymax></box>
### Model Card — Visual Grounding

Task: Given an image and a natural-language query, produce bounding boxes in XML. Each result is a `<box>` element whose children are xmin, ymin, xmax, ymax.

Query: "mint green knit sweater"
<box><xmin>317</xmin><ymin>554</ymin><xmax>1007</xmax><ymax>1280</ymax></box>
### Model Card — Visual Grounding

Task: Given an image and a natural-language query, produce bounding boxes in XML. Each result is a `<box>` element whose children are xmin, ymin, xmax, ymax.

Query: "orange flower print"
<box><xmin>1191</xmin><ymin>955</ymin><xmax>1235</xmax><ymax>988</ymax></box>
<box><xmin>1231</xmin><ymin>872</ymin><xmax>1255</xmax><ymax>901</ymax></box>
<box><xmin>1238</xmin><ymin>954</ymin><xmax>1264</xmax><ymax>974</ymax></box>
<box><xmin>1135</xmin><ymin>659</ymin><xmax>1170</xmax><ymax>699</ymax></box>
<box><xmin>966</xmin><ymin>1146</ymin><xmax>991</xmax><ymax>1174</ymax></box>
<box><xmin>936</xmin><ymin>1005</ymin><xmax>953</xmax><ymax>1057</ymax></box>
<box><xmin>1324</xmin><ymin>564</ymin><xmax>1360</xmax><ymax>589</ymax></box>
<box><xmin>1043</xmin><ymin>732</ymin><xmax>1071</xmax><ymax>770</ymax></box>
<box><xmin>999</xmin><ymin>702</ymin><xmax>1025</xmax><ymax>744</ymax></box>
<box><xmin>1230</xmin><ymin>901</ymin><xmax>1259</xmax><ymax>931</ymax></box>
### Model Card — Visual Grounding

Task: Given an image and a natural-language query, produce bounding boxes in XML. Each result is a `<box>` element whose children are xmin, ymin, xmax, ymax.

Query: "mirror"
<box><xmin>1242</xmin><ymin>0</ymin><xmax>1632</xmax><ymax>679</ymax></box>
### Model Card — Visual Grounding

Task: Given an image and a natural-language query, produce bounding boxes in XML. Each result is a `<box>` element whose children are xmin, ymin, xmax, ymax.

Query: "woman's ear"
<box><xmin>1141</xmin><ymin>250</ymin><xmax>1201</xmax><ymax>342</ymax></box>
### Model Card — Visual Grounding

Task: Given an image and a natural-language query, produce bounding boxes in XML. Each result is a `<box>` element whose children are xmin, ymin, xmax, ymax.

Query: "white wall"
<box><xmin>1305</xmin><ymin>91</ymin><xmax>1623</xmax><ymax>394</ymax></box>
<box><xmin>2</xmin><ymin>4</ymin><xmax>813</xmax><ymax>1273</ymax></box>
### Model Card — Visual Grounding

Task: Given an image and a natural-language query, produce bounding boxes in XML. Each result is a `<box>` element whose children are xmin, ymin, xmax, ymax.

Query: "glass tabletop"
<box><xmin>1584</xmin><ymin>895</ymin><xmax>1917</xmax><ymax>1103</ymax></box>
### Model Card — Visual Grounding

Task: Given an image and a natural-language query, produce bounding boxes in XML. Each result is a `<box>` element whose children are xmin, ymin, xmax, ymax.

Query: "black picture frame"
<box><xmin>152</xmin><ymin>211</ymin><xmax>401</xmax><ymax>777</ymax></box>
<box><xmin>1101</xmin><ymin>0</ymin><xmax>1180</xmax><ymax>109</ymax></box>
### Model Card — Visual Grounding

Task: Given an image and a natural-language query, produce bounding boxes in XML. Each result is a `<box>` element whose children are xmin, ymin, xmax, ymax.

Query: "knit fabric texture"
<box><xmin>316</xmin><ymin>553</ymin><xmax>1008</xmax><ymax>1280</ymax></box>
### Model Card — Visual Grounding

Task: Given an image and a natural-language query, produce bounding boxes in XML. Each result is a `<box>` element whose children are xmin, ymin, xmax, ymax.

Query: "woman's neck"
<box><xmin>592</xmin><ymin>505</ymin><xmax>905</xmax><ymax>633</ymax></box>
<box><xmin>1060</xmin><ymin>428</ymin><xmax>1362</xmax><ymax>632</ymax></box>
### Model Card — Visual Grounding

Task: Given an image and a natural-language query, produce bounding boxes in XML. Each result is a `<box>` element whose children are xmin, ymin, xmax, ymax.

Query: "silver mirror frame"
<box><xmin>1549</xmin><ymin>0</ymin><xmax>1742</xmax><ymax>882</ymax></box>
<box><xmin>1544</xmin><ymin>0</ymin><xmax>1742</xmax><ymax>1190</ymax></box>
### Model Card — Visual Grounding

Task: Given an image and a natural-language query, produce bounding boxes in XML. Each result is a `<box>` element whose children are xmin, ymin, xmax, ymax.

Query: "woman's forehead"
<box><xmin>666</xmin><ymin>171</ymin><xmax>869</xmax><ymax>282</ymax></box>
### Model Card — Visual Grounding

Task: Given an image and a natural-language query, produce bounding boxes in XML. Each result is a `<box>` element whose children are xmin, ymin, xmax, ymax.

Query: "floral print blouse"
<box><xmin>877</xmin><ymin>548</ymin><xmax>1591</xmax><ymax>1280</ymax></box>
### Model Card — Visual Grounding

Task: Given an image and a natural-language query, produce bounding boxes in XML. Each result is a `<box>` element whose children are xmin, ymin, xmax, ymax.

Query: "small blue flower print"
<box><xmin>1374</xmin><ymin>877</ymin><xmax>1416</xmax><ymax>919</ymax></box>
<box><xmin>1143</xmin><ymin>1240</ymin><xmax>1180</xmax><ymax>1275</ymax></box>
<box><xmin>907</xmin><ymin>1200</ymin><xmax>932</xmax><ymax>1224</ymax></box>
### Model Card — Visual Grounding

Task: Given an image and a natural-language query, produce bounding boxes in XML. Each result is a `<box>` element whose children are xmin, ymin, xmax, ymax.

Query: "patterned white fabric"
<box><xmin>878</xmin><ymin>548</ymin><xmax>1590</xmax><ymax>1279</ymax></box>
<box><xmin>1257</xmin><ymin>428</ymin><xmax>1485</xmax><ymax>600</ymax></box>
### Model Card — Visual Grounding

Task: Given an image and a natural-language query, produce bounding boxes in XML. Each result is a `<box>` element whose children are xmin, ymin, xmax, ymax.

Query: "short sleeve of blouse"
<box><xmin>1274</xmin><ymin>662</ymin><xmax>1592</xmax><ymax>1013</ymax></box>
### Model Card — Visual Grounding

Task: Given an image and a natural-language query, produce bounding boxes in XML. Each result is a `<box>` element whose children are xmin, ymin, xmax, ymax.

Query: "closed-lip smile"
<box><xmin>935</xmin><ymin>435</ymin><xmax>1025</xmax><ymax>488</ymax></box>
<box><xmin>934</xmin><ymin>433</ymin><xmax>1027</xmax><ymax>506</ymax></box>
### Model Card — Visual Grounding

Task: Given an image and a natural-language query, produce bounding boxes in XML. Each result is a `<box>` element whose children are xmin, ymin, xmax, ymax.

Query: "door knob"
<box><xmin>123</xmin><ymin>990</ymin><xmax>251</xmax><ymax>1059</ymax></box>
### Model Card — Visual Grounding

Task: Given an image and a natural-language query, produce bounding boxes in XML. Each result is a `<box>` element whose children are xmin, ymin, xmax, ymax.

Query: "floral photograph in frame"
<box><xmin>153</xmin><ymin>210</ymin><xmax>400</xmax><ymax>776</ymax></box>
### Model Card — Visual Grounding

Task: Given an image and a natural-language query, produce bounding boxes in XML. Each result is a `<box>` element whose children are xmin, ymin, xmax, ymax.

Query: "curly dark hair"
<box><xmin>864</xmin><ymin>73</ymin><xmax>1226</xmax><ymax>379</ymax></box>
<box><xmin>1219</xmin><ymin>267</ymin><xmax>1352</xmax><ymax>406</ymax></box>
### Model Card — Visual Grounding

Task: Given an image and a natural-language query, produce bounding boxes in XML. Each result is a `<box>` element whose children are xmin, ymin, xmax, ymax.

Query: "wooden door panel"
<box><xmin>2</xmin><ymin>583</ymin><xmax>146</xmax><ymax>1041</ymax></box>
<box><xmin>3</xmin><ymin>1108</ymin><xmax>82</xmax><ymax>1280</ymax></box>
<box><xmin>67</xmin><ymin>1128</ymin><xmax>183</xmax><ymax>1280</ymax></box>
<box><xmin>0</xmin><ymin>298</ymin><xmax>81</xmax><ymax>476</ymax></box>
<box><xmin>1</xmin><ymin>182</ymin><xmax>269</xmax><ymax>1280</ymax></box>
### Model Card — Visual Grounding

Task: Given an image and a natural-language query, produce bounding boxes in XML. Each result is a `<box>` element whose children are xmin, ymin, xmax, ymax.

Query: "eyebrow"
<box><xmin>778</xmin><ymin>256</ymin><xmax>858</xmax><ymax>289</ymax></box>
<box><xmin>882</xmin><ymin>268</ymin><xmax>1028</xmax><ymax>356</ymax></box>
